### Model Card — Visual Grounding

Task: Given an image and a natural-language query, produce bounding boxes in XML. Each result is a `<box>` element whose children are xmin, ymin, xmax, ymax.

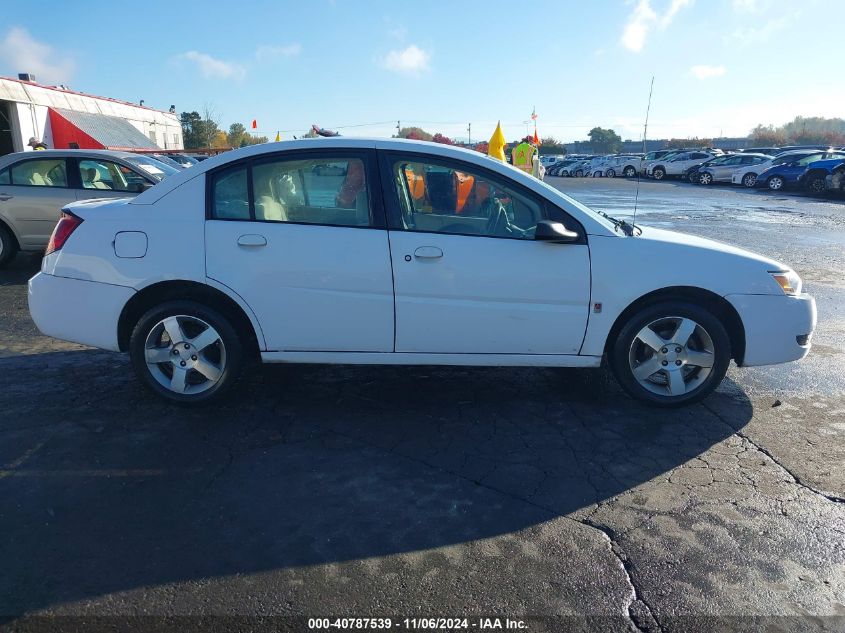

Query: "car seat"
<box><xmin>253</xmin><ymin>174</ymin><xmax>287</xmax><ymax>221</ymax></box>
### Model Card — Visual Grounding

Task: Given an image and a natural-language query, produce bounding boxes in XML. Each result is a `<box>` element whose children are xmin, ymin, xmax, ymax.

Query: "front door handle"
<box><xmin>413</xmin><ymin>246</ymin><xmax>443</xmax><ymax>259</ymax></box>
<box><xmin>237</xmin><ymin>234</ymin><xmax>267</xmax><ymax>247</ymax></box>
<box><xmin>0</xmin><ymin>193</ymin><xmax>12</xmax><ymax>202</ymax></box>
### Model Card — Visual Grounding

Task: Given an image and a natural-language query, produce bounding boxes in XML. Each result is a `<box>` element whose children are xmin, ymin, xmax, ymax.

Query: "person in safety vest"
<box><xmin>28</xmin><ymin>137</ymin><xmax>48</xmax><ymax>150</ymax></box>
<box><xmin>511</xmin><ymin>136</ymin><xmax>536</xmax><ymax>175</ymax></box>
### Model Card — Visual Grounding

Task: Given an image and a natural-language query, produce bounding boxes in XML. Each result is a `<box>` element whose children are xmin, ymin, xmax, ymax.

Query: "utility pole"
<box><xmin>467</xmin><ymin>122</ymin><xmax>471</xmax><ymax>147</ymax></box>
<box><xmin>396</xmin><ymin>120</ymin><xmax>401</xmax><ymax>137</ymax></box>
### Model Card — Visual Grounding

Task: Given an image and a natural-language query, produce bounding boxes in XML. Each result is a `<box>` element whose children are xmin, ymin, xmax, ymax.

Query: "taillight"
<box><xmin>45</xmin><ymin>211</ymin><xmax>83</xmax><ymax>255</ymax></box>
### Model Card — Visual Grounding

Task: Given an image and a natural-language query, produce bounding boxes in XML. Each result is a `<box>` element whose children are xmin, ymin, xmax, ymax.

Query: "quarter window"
<box><xmin>10</xmin><ymin>159</ymin><xmax>68</xmax><ymax>187</ymax></box>
<box><xmin>78</xmin><ymin>159</ymin><xmax>144</xmax><ymax>192</ymax></box>
<box><xmin>211</xmin><ymin>166</ymin><xmax>250</xmax><ymax>220</ymax></box>
<box><xmin>0</xmin><ymin>168</ymin><xmax>8</xmax><ymax>185</ymax></box>
<box><xmin>251</xmin><ymin>157</ymin><xmax>371</xmax><ymax>226</ymax></box>
<box><xmin>390</xmin><ymin>158</ymin><xmax>545</xmax><ymax>239</ymax></box>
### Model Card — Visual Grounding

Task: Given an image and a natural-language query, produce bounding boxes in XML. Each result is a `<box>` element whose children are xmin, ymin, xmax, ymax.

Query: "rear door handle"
<box><xmin>0</xmin><ymin>193</ymin><xmax>12</xmax><ymax>202</ymax></box>
<box><xmin>414</xmin><ymin>246</ymin><xmax>443</xmax><ymax>259</ymax></box>
<box><xmin>237</xmin><ymin>234</ymin><xmax>267</xmax><ymax>247</ymax></box>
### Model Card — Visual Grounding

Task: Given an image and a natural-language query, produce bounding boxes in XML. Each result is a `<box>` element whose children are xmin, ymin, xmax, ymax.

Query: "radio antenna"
<box><xmin>632</xmin><ymin>76</ymin><xmax>654</xmax><ymax>235</ymax></box>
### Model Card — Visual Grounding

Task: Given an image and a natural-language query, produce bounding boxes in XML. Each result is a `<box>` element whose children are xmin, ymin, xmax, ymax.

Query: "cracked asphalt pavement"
<box><xmin>1</xmin><ymin>178</ymin><xmax>843</xmax><ymax>632</ymax></box>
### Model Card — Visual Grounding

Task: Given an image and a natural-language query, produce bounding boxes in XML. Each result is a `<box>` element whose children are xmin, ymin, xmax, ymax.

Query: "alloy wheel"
<box><xmin>699</xmin><ymin>173</ymin><xmax>712</xmax><ymax>185</ymax></box>
<box><xmin>808</xmin><ymin>177</ymin><xmax>825</xmax><ymax>193</ymax></box>
<box><xmin>628</xmin><ymin>316</ymin><xmax>715</xmax><ymax>397</ymax></box>
<box><xmin>768</xmin><ymin>176</ymin><xmax>784</xmax><ymax>190</ymax></box>
<box><xmin>624</xmin><ymin>167</ymin><xmax>635</xmax><ymax>177</ymax></box>
<box><xmin>743</xmin><ymin>173</ymin><xmax>757</xmax><ymax>187</ymax></box>
<box><xmin>143</xmin><ymin>315</ymin><xmax>226</xmax><ymax>395</ymax></box>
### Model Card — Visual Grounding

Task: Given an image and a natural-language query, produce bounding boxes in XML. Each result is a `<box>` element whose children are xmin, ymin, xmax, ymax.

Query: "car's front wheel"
<box><xmin>623</xmin><ymin>166</ymin><xmax>636</xmax><ymax>178</ymax></box>
<box><xmin>652</xmin><ymin>167</ymin><xmax>666</xmax><ymax>180</ymax></box>
<box><xmin>130</xmin><ymin>300</ymin><xmax>244</xmax><ymax>405</ymax></box>
<box><xmin>698</xmin><ymin>172</ymin><xmax>713</xmax><ymax>185</ymax></box>
<box><xmin>0</xmin><ymin>223</ymin><xmax>18</xmax><ymax>268</ymax></box>
<box><xmin>742</xmin><ymin>173</ymin><xmax>757</xmax><ymax>188</ymax></box>
<box><xmin>606</xmin><ymin>169</ymin><xmax>616</xmax><ymax>178</ymax></box>
<box><xmin>767</xmin><ymin>175</ymin><xmax>785</xmax><ymax>191</ymax></box>
<box><xmin>609</xmin><ymin>301</ymin><xmax>731</xmax><ymax>407</ymax></box>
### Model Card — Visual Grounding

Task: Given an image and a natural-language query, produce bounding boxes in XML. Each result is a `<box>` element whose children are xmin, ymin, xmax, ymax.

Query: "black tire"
<box><xmin>806</xmin><ymin>175</ymin><xmax>826</xmax><ymax>194</ymax></box>
<box><xmin>606</xmin><ymin>169</ymin><xmax>616</xmax><ymax>178</ymax></box>
<box><xmin>0</xmin><ymin>223</ymin><xmax>18</xmax><ymax>268</ymax></box>
<box><xmin>130</xmin><ymin>300</ymin><xmax>244</xmax><ymax>406</ymax></box>
<box><xmin>609</xmin><ymin>301</ymin><xmax>731</xmax><ymax>407</ymax></box>
<box><xmin>742</xmin><ymin>173</ymin><xmax>757</xmax><ymax>188</ymax></box>
<box><xmin>652</xmin><ymin>167</ymin><xmax>665</xmax><ymax>180</ymax></box>
<box><xmin>623</xmin><ymin>166</ymin><xmax>636</xmax><ymax>178</ymax></box>
<box><xmin>575</xmin><ymin>169</ymin><xmax>583</xmax><ymax>177</ymax></box>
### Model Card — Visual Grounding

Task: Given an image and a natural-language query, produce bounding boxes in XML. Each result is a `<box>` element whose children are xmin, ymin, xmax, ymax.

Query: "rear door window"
<box><xmin>10</xmin><ymin>159</ymin><xmax>68</xmax><ymax>187</ymax></box>
<box><xmin>0</xmin><ymin>168</ymin><xmax>8</xmax><ymax>185</ymax></box>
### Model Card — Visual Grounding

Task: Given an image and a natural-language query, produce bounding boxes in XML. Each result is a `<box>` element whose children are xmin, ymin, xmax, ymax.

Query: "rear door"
<box><xmin>204</xmin><ymin>149</ymin><xmax>395</xmax><ymax>352</ymax></box>
<box><xmin>0</xmin><ymin>156</ymin><xmax>73</xmax><ymax>248</ymax></box>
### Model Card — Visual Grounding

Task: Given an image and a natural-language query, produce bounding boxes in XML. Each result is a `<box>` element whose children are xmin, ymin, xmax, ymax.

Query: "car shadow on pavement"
<box><xmin>0</xmin><ymin>349</ymin><xmax>753</xmax><ymax>616</ymax></box>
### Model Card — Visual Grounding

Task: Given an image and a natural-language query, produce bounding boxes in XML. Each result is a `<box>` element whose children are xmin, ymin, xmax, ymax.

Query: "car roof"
<box><xmin>0</xmin><ymin>148</ymin><xmax>147</xmax><ymax>168</ymax></box>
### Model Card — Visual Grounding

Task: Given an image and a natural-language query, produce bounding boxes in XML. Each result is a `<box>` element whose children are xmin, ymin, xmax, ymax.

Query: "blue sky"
<box><xmin>1</xmin><ymin>0</ymin><xmax>841</xmax><ymax>143</ymax></box>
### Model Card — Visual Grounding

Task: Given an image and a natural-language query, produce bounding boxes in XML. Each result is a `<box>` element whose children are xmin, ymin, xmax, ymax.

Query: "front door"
<box><xmin>381</xmin><ymin>152</ymin><xmax>591</xmax><ymax>355</ymax></box>
<box><xmin>204</xmin><ymin>150</ymin><xmax>395</xmax><ymax>352</ymax></box>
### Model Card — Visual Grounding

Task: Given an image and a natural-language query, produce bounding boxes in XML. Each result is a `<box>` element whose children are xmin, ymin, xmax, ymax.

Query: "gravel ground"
<box><xmin>0</xmin><ymin>177</ymin><xmax>843</xmax><ymax>632</ymax></box>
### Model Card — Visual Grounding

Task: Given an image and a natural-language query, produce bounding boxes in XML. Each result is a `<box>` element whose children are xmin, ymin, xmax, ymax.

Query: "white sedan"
<box><xmin>29</xmin><ymin>138</ymin><xmax>816</xmax><ymax>407</ymax></box>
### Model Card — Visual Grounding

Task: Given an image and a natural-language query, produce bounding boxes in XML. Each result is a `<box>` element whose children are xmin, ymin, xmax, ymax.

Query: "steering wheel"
<box><xmin>485</xmin><ymin>198</ymin><xmax>512</xmax><ymax>236</ymax></box>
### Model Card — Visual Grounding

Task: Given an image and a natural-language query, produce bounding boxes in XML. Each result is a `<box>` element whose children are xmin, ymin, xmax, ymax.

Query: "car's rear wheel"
<box><xmin>767</xmin><ymin>176</ymin><xmax>785</xmax><ymax>190</ymax></box>
<box><xmin>698</xmin><ymin>172</ymin><xmax>713</xmax><ymax>185</ymax></box>
<box><xmin>688</xmin><ymin>171</ymin><xmax>701</xmax><ymax>184</ymax></box>
<box><xmin>609</xmin><ymin>301</ymin><xmax>731</xmax><ymax>407</ymax></box>
<box><xmin>0</xmin><ymin>223</ymin><xmax>18</xmax><ymax>268</ymax></box>
<box><xmin>606</xmin><ymin>169</ymin><xmax>616</xmax><ymax>178</ymax></box>
<box><xmin>742</xmin><ymin>173</ymin><xmax>757</xmax><ymax>188</ymax></box>
<box><xmin>575</xmin><ymin>169</ymin><xmax>583</xmax><ymax>177</ymax></box>
<box><xmin>623</xmin><ymin>166</ymin><xmax>636</xmax><ymax>178</ymax></box>
<box><xmin>130</xmin><ymin>300</ymin><xmax>244</xmax><ymax>405</ymax></box>
<box><xmin>652</xmin><ymin>167</ymin><xmax>665</xmax><ymax>180</ymax></box>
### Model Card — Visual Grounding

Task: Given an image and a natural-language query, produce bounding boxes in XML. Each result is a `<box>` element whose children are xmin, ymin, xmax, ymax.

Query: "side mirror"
<box><xmin>534</xmin><ymin>219</ymin><xmax>579</xmax><ymax>243</ymax></box>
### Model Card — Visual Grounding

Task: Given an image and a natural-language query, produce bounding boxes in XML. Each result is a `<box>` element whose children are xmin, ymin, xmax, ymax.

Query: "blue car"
<box><xmin>755</xmin><ymin>150</ymin><xmax>845</xmax><ymax>191</ymax></box>
<box><xmin>800</xmin><ymin>157</ymin><xmax>845</xmax><ymax>194</ymax></box>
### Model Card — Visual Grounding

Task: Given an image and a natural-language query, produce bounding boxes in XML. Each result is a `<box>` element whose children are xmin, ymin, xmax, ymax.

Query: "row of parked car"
<box><xmin>543</xmin><ymin>146</ymin><xmax>845</xmax><ymax>196</ymax></box>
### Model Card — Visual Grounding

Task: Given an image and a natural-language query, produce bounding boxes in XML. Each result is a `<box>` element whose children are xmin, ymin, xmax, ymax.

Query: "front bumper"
<box><xmin>726</xmin><ymin>293</ymin><xmax>816</xmax><ymax>367</ymax></box>
<box><xmin>28</xmin><ymin>273</ymin><xmax>135</xmax><ymax>352</ymax></box>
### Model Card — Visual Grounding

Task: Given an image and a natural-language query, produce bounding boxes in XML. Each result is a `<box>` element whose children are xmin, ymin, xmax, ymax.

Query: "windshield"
<box><xmin>124</xmin><ymin>156</ymin><xmax>180</xmax><ymax>181</ymax></box>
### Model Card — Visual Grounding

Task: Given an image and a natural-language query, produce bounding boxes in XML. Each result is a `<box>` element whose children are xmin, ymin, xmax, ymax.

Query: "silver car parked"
<box><xmin>0</xmin><ymin>150</ymin><xmax>176</xmax><ymax>267</ymax></box>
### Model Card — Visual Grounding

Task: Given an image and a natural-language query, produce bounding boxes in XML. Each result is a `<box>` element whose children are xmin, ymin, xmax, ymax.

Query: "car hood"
<box><xmin>635</xmin><ymin>225</ymin><xmax>788</xmax><ymax>270</ymax></box>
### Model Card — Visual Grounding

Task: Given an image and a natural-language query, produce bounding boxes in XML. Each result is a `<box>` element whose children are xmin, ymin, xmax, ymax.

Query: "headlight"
<box><xmin>770</xmin><ymin>270</ymin><xmax>802</xmax><ymax>295</ymax></box>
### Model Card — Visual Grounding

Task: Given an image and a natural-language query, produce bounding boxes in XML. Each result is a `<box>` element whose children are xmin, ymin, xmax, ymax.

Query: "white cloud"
<box><xmin>621</xmin><ymin>0</ymin><xmax>694</xmax><ymax>52</ymax></box>
<box><xmin>177</xmin><ymin>51</ymin><xmax>246</xmax><ymax>80</ymax></box>
<box><xmin>0</xmin><ymin>27</ymin><xmax>74</xmax><ymax>84</ymax></box>
<box><xmin>388</xmin><ymin>25</ymin><xmax>408</xmax><ymax>40</ymax></box>
<box><xmin>690</xmin><ymin>64</ymin><xmax>726</xmax><ymax>79</ymax></box>
<box><xmin>255</xmin><ymin>44</ymin><xmax>301</xmax><ymax>61</ymax></box>
<box><xmin>732</xmin><ymin>0</ymin><xmax>762</xmax><ymax>12</ymax></box>
<box><xmin>382</xmin><ymin>45</ymin><xmax>430</xmax><ymax>74</ymax></box>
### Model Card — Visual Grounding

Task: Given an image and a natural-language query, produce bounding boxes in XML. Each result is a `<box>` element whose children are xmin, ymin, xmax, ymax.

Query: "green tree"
<box><xmin>587</xmin><ymin>127</ymin><xmax>622</xmax><ymax>153</ymax></box>
<box><xmin>226</xmin><ymin>122</ymin><xmax>247</xmax><ymax>147</ymax></box>
<box><xmin>538</xmin><ymin>135</ymin><xmax>566</xmax><ymax>155</ymax></box>
<box><xmin>180</xmin><ymin>109</ymin><xmax>221</xmax><ymax>149</ymax></box>
<box><xmin>749</xmin><ymin>117</ymin><xmax>845</xmax><ymax>146</ymax></box>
